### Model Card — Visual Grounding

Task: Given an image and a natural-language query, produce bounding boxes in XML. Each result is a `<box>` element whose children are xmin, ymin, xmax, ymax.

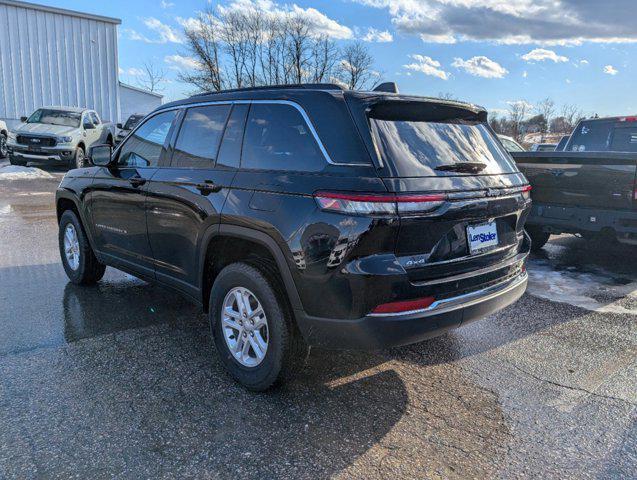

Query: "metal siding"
<box><xmin>0</xmin><ymin>2</ymin><xmax>119</xmax><ymax>122</ymax></box>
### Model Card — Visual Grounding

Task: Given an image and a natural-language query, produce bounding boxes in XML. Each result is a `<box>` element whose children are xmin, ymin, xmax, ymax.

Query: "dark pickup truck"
<box><xmin>513</xmin><ymin>116</ymin><xmax>637</xmax><ymax>249</ymax></box>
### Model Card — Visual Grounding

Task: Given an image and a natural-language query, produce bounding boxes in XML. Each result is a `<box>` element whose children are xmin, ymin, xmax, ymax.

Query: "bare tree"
<box><xmin>535</xmin><ymin>97</ymin><xmax>555</xmax><ymax>136</ymax></box>
<box><xmin>136</xmin><ymin>61</ymin><xmax>166</xmax><ymax>93</ymax></box>
<box><xmin>179</xmin><ymin>5</ymin><xmax>378</xmax><ymax>93</ymax></box>
<box><xmin>560</xmin><ymin>103</ymin><xmax>584</xmax><ymax>131</ymax></box>
<box><xmin>437</xmin><ymin>92</ymin><xmax>458</xmax><ymax>101</ymax></box>
<box><xmin>508</xmin><ymin>100</ymin><xmax>530</xmax><ymax>142</ymax></box>
<box><xmin>179</xmin><ymin>9</ymin><xmax>224</xmax><ymax>92</ymax></box>
<box><xmin>337</xmin><ymin>42</ymin><xmax>376</xmax><ymax>90</ymax></box>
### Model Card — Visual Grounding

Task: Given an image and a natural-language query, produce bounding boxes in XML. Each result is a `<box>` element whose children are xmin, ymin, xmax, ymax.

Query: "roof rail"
<box><xmin>190</xmin><ymin>83</ymin><xmax>345</xmax><ymax>98</ymax></box>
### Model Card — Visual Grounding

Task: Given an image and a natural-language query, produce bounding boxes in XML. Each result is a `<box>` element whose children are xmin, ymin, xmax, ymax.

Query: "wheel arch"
<box><xmin>199</xmin><ymin>224</ymin><xmax>303</xmax><ymax>313</ymax></box>
<box><xmin>56</xmin><ymin>190</ymin><xmax>97</xmax><ymax>250</ymax></box>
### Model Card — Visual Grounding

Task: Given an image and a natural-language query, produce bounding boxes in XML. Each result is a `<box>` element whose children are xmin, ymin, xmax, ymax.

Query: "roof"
<box><xmin>0</xmin><ymin>0</ymin><xmax>121</xmax><ymax>25</ymax></box>
<box><xmin>119</xmin><ymin>82</ymin><xmax>164</xmax><ymax>99</ymax></box>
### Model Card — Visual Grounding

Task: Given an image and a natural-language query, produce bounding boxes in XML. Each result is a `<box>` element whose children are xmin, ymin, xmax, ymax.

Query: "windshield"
<box><xmin>370</xmin><ymin>119</ymin><xmax>518</xmax><ymax>177</ymax></box>
<box><xmin>27</xmin><ymin>109</ymin><xmax>81</xmax><ymax>128</ymax></box>
<box><xmin>124</xmin><ymin>115</ymin><xmax>144</xmax><ymax>130</ymax></box>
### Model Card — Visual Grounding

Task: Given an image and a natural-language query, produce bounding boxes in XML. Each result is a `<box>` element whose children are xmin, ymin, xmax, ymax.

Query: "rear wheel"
<box><xmin>58</xmin><ymin>210</ymin><xmax>105</xmax><ymax>284</ymax></box>
<box><xmin>526</xmin><ymin>226</ymin><xmax>550</xmax><ymax>252</ymax></box>
<box><xmin>209</xmin><ymin>262</ymin><xmax>308</xmax><ymax>391</ymax></box>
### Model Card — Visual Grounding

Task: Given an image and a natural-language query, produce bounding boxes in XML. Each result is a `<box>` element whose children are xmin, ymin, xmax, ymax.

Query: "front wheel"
<box><xmin>70</xmin><ymin>147</ymin><xmax>86</xmax><ymax>170</ymax></box>
<box><xmin>58</xmin><ymin>210</ymin><xmax>105</xmax><ymax>284</ymax></box>
<box><xmin>0</xmin><ymin>133</ymin><xmax>7</xmax><ymax>159</ymax></box>
<box><xmin>209</xmin><ymin>262</ymin><xmax>308</xmax><ymax>391</ymax></box>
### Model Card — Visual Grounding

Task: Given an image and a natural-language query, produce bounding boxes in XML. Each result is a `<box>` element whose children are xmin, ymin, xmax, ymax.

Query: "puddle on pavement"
<box><xmin>526</xmin><ymin>237</ymin><xmax>637</xmax><ymax>314</ymax></box>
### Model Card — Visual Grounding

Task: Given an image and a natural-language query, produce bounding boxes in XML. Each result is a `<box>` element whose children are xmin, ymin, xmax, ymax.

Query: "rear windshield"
<box><xmin>569</xmin><ymin>120</ymin><xmax>637</xmax><ymax>152</ymax></box>
<box><xmin>370</xmin><ymin>118</ymin><xmax>518</xmax><ymax>177</ymax></box>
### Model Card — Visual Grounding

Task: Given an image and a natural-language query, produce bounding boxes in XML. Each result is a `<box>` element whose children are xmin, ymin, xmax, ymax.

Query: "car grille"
<box><xmin>16</xmin><ymin>135</ymin><xmax>57</xmax><ymax>147</ymax></box>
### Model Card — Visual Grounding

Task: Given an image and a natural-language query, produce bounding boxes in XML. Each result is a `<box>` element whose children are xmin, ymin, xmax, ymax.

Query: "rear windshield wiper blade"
<box><xmin>435</xmin><ymin>162</ymin><xmax>487</xmax><ymax>173</ymax></box>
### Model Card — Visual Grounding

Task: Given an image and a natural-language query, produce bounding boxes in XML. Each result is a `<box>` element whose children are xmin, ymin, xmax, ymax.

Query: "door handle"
<box><xmin>195</xmin><ymin>180</ymin><xmax>222</xmax><ymax>195</ymax></box>
<box><xmin>129</xmin><ymin>176</ymin><xmax>146</xmax><ymax>187</ymax></box>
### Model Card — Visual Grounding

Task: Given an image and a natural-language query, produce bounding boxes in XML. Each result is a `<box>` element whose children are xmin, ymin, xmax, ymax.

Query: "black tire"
<box><xmin>9</xmin><ymin>155</ymin><xmax>26</xmax><ymax>166</ymax></box>
<box><xmin>70</xmin><ymin>146</ymin><xmax>86</xmax><ymax>170</ymax></box>
<box><xmin>209</xmin><ymin>262</ymin><xmax>308</xmax><ymax>391</ymax></box>
<box><xmin>526</xmin><ymin>226</ymin><xmax>550</xmax><ymax>252</ymax></box>
<box><xmin>0</xmin><ymin>133</ymin><xmax>7</xmax><ymax>159</ymax></box>
<box><xmin>58</xmin><ymin>210</ymin><xmax>106</xmax><ymax>285</ymax></box>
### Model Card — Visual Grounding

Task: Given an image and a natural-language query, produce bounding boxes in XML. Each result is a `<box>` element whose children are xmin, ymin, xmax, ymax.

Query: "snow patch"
<box><xmin>526</xmin><ymin>259</ymin><xmax>637</xmax><ymax>314</ymax></box>
<box><xmin>0</xmin><ymin>165</ymin><xmax>54</xmax><ymax>180</ymax></box>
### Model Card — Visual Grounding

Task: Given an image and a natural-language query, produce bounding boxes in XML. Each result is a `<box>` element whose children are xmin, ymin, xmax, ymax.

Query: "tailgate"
<box><xmin>514</xmin><ymin>151</ymin><xmax>637</xmax><ymax>210</ymax></box>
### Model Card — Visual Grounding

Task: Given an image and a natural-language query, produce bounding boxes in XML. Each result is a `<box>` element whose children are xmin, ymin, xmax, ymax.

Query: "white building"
<box><xmin>119</xmin><ymin>82</ymin><xmax>163</xmax><ymax>125</ymax></box>
<box><xmin>0</xmin><ymin>0</ymin><xmax>162</xmax><ymax>127</ymax></box>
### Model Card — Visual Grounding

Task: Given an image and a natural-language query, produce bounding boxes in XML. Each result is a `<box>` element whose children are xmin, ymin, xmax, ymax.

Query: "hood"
<box><xmin>14</xmin><ymin>123</ymin><xmax>77</xmax><ymax>137</ymax></box>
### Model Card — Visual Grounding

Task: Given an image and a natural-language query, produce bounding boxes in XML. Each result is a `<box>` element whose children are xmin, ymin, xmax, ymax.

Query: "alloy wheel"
<box><xmin>63</xmin><ymin>224</ymin><xmax>80</xmax><ymax>270</ymax></box>
<box><xmin>221</xmin><ymin>287</ymin><xmax>269</xmax><ymax>367</ymax></box>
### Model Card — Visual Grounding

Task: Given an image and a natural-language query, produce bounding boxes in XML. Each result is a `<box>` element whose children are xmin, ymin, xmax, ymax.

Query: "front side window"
<box><xmin>117</xmin><ymin>111</ymin><xmax>177</xmax><ymax>167</ymax></box>
<box><xmin>370</xmin><ymin>118</ymin><xmax>518</xmax><ymax>177</ymax></box>
<box><xmin>172</xmin><ymin>105</ymin><xmax>231</xmax><ymax>168</ymax></box>
<box><xmin>242</xmin><ymin>103</ymin><xmax>326</xmax><ymax>172</ymax></box>
<box><xmin>90</xmin><ymin>112</ymin><xmax>100</xmax><ymax>125</ymax></box>
<box><xmin>27</xmin><ymin>109</ymin><xmax>80</xmax><ymax>128</ymax></box>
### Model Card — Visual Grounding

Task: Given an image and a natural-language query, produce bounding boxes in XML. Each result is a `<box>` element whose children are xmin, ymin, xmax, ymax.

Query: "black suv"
<box><xmin>56</xmin><ymin>84</ymin><xmax>531</xmax><ymax>390</ymax></box>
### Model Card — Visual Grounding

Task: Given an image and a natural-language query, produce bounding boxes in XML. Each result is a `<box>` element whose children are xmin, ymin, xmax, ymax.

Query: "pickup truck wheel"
<box><xmin>0</xmin><ymin>133</ymin><xmax>7</xmax><ymax>158</ymax></box>
<box><xmin>526</xmin><ymin>226</ymin><xmax>550</xmax><ymax>252</ymax></box>
<box><xmin>71</xmin><ymin>147</ymin><xmax>86</xmax><ymax>169</ymax></box>
<box><xmin>58</xmin><ymin>210</ymin><xmax>106</xmax><ymax>285</ymax></box>
<box><xmin>209</xmin><ymin>262</ymin><xmax>308</xmax><ymax>391</ymax></box>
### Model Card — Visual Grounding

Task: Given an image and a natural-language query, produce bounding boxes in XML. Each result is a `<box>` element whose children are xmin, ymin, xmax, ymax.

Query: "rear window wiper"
<box><xmin>435</xmin><ymin>162</ymin><xmax>487</xmax><ymax>173</ymax></box>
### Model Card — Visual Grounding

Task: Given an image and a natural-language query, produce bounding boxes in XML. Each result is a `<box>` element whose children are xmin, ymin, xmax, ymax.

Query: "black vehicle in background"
<box><xmin>514</xmin><ymin>116</ymin><xmax>637</xmax><ymax>249</ymax></box>
<box><xmin>114</xmin><ymin>114</ymin><xmax>145</xmax><ymax>144</ymax></box>
<box><xmin>55</xmin><ymin>84</ymin><xmax>531</xmax><ymax>390</ymax></box>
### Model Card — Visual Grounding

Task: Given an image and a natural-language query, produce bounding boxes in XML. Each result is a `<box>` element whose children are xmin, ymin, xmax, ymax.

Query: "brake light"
<box><xmin>521</xmin><ymin>184</ymin><xmax>532</xmax><ymax>201</ymax></box>
<box><xmin>619</xmin><ymin>116</ymin><xmax>637</xmax><ymax>122</ymax></box>
<box><xmin>314</xmin><ymin>192</ymin><xmax>446</xmax><ymax>215</ymax></box>
<box><xmin>371</xmin><ymin>296</ymin><xmax>436</xmax><ymax>315</ymax></box>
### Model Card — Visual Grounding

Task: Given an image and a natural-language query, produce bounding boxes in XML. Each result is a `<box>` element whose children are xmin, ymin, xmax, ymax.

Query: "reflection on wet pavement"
<box><xmin>0</xmin><ymin>170</ymin><xmax>635</xmax><ymax>478</ymax></box>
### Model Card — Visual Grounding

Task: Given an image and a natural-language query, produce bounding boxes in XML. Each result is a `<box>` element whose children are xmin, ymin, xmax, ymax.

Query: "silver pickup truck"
<box><xmin>7</xmin><ymin>107</ymin><xmax>115</xmax><ymax>169</ymax></box>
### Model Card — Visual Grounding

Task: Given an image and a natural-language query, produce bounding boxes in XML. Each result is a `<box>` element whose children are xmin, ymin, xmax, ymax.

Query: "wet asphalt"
<box><xmin>0</xmin><ymin>162</ymin><xmax>635</xmax><ymax>479</ymax></box>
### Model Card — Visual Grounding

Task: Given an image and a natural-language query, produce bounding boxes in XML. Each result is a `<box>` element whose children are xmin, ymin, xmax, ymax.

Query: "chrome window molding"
<box><xmin>116</xmin><ymin>98</ymin><xmax>372</xmax><ymax>167</ymax></box>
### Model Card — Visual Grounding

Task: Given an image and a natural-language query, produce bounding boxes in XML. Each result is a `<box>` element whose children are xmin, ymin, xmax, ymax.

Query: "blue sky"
<box><xmin>43</xmin><ymin>0</ymin><xmax>637</xmax><ymax>117</ymax></box>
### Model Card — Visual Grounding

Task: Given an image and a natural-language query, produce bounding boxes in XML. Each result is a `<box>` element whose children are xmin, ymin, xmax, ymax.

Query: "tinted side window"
<box><xmin>172</xmin><ymin>105</ymin><xmax>231</xmax><ymax>168</ymax></box>
<box><xmin>242</xmin><ymin>103</ymin><xmax>325</xmax><ymax>172</ymax></box>
<box><xmin>610</xmin><ymin>125</ymin><xmax>637</xmax><ymax>152</ymax></box>
<box><xmin>217</xmin><ymin>104</ymin><xmax>248</xmax><ymax>169</ymax></box>
<box><xmin>118</xmin><ymin>110</ymin><xmax>177</xmax><ymax>167</ymax></box>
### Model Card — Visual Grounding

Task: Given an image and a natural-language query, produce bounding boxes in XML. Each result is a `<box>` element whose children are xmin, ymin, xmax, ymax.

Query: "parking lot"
<box><xmin>0</xmin><ymin>162</ymin><xmax>635</xmax><ymax>479</ymax></box>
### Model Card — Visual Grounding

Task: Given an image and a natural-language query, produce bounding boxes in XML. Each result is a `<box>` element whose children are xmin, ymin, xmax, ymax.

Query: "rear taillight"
<box><xmin>371</xmin><ymin>296</ymin><xmax>436</xmax><ymax>315</ymax></box>
<box><xmin>521</xmin><ymin>185</ymin><xmax>532</xmax><ymax>201</ymax></box>
<box><xmin>314</xmin><ymin>192</ymin><xmax>446</xmax><ymax>215</ymax></box>
<box><xmin>619</xmin><ymin>116</ymin><xmax>637</xmax><ymax>122</ymax></box>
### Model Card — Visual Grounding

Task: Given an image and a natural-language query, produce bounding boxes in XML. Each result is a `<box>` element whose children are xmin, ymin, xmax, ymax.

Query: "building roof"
<box><xmin>119</xmin><ymin>82</ymin><xmax>164</xmax><ymax>99</ymax></box>
<box><xmin>0</xmin><ymin>0</ymin><xmax>121</xmax><ymax>25</ymax></box>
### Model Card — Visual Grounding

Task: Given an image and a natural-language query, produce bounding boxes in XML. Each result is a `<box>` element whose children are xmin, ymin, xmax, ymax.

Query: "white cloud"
<box><xmin>522</xmin><ymin>70</ymin><xmax>528</xmax><ymax>78</ymax></box>
<box><xmin>126</xmin><ymin>18</ymin><xmax>183</xmax><ymax>44</ymax></box>
<box><xmin>165</xmin><ymin>55</ymin><xmax>200</xmax><ymax>70</ymax></box>
<box><xmin>521</xmin><ymin>48</ymin><xmax>568</xmax><ymax>63</ymax></box>
<box><xmin>419</xmin><ymin>33</ymin><xmax>456</xmax><ymax>44</ymax></box>
<box><xmin>580</xmin><ymin>59</ymin><xmax>589</xmax><ymax>65</ymax></box>
<box><xmin>351</xmin><ymin>0</ymin><xmax>637</xmax><ymax>45</ymax></box>
<box><xmin>214</xmin><ymin>0</ymin><xmax>353</xmax><ymax>39</ymax></box>
<box><xmin>604</xmin><ymin>65</ymin><xmax>618</xmax><ymax>75</ymax></box>
<box><xmin>362</xmin><ymin>28</ymin><xmax>393</xmax><ymax>42</ymax></box>
<box><xmin>452</xmin><ymin>56</ymin><xmax>508</xmax><ymax>78</ymax></box>
<box><xmin>160</xmin><ymin>0</ymin><xmax>174</xmax><ymax>8</ymax></box>
<box><xmin>507</xmin><ymin>99</ymin><xmax>534</xmax><ymax>111</ymax></box>
<box><xmin>119</xmin><ymin>67</ymin><xmax>145</xmax><ymax>76</ymax></box>
<box><xmin>403</xmin><ymin>54</ymin><xmax>449</xmax><ymax>80</ymax></box>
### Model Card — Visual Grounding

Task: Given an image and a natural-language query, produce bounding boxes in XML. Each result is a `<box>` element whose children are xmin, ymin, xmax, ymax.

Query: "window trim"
<box><xmin>113</xmin><ymin>99</ymin><xmax>357</xmax><ymax>166</ymax></box>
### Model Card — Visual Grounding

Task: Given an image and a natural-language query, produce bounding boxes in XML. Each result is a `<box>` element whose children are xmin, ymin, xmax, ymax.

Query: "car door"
<box><xmin>86</xmin><ymin>110</ymin><xmax>178</xmax><ymax>278</ymax></box>
<box><xmin>81</xmin><ymin>112</ymin><xmax>99</xmax><ymax>147</ymax></box>
<box><xmin>145</xmin><ymin>103</ymin><xmax>246</xmax><ymax>297</ymax></box>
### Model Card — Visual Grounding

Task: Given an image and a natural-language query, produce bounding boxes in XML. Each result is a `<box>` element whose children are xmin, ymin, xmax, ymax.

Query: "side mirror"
<box><xmin>83</xmin><ymin>122</ymin><xmax>95</xmax><ymax>130</ymax></box>
<box><xmin>20</xmin><ymin>116</ymin><xmax>27</xmax><ymax>123</ymax></box>
<box><xmin>116</xmin><ymin>123</ymin><xmax>123</xmax><ymax>129</ymax></box>
<box><xmin>89</xmin><ymin>144</ymin><xmax>113</xmax><ymax>166</ymax></box>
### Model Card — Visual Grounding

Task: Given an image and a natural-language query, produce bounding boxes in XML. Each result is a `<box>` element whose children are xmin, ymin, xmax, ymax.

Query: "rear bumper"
<box><xmin>527</xmin><ymin>203</ymin><xmax>637</xmax><ymax>244</ymax></box>
<box><xmin>295</xmin><ymin>271</ymin><xmax>528</xmax><ymax>349</ymax></box>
